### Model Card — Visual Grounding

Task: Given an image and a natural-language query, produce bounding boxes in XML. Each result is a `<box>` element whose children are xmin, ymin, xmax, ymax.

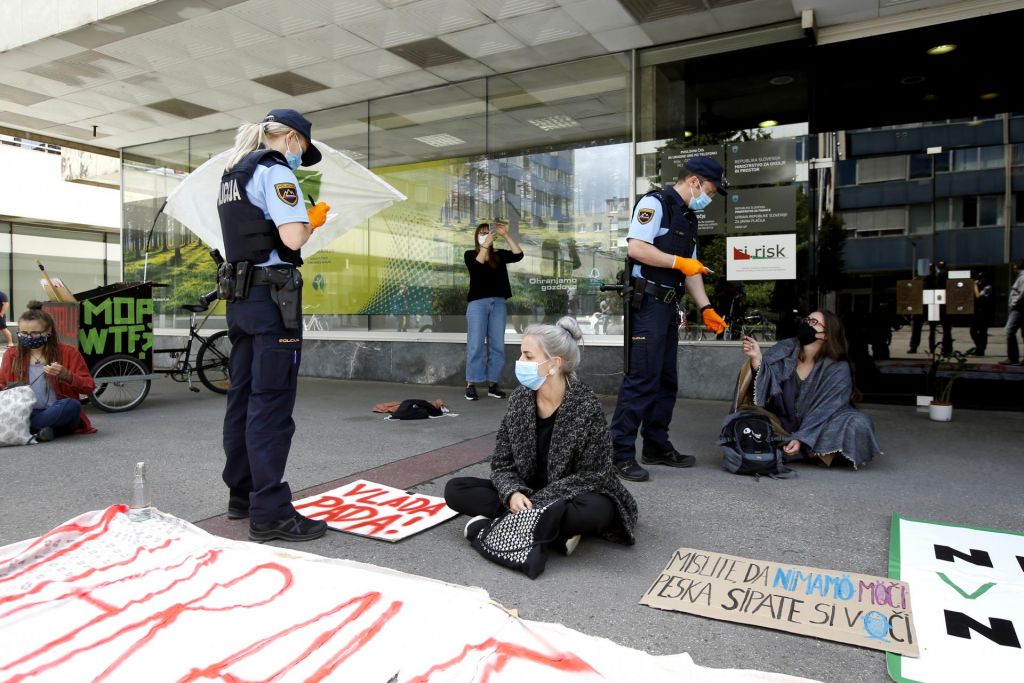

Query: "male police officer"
<box><xmin>610</xmin><ymin>157</ymin><xmax>728</xmax><ymax>482</ymax></box>
<box><xmin>218</xmin><ymin>108</ymin><xmax>330</xmax><ymax>541</ymax></box>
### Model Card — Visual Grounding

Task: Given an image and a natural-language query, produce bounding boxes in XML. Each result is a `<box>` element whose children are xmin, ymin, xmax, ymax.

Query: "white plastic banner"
<box><xmin>888</xmin><ymin>514</ymin><xmax>1024</xmax><ymax>682</ymax></box>
<box><xmin>0</xmin><ymin>506</ymin><xmax>822</xmax><ymax>682</ymax></box>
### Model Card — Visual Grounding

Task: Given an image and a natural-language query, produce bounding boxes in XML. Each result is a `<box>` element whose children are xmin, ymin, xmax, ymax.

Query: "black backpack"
<box><xmin>719</xmin><ymin>411</ymin><xmax>795</xmax><ymax>479</ymax></box>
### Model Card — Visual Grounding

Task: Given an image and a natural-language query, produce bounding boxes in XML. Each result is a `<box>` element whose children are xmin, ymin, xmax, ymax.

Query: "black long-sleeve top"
<box><xmin>464</xmin><ymin>248</ymin><xmax>523</xmax><ymax>302</ymax></box>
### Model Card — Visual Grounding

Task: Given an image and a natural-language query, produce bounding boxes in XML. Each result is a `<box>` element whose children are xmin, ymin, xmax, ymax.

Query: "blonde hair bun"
<box><xmin>555</xmin><ymin>316</ymin><xmax>583</xmax><ymax>342</ymax></box>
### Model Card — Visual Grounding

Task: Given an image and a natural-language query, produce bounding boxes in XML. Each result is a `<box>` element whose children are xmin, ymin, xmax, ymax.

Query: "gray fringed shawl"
<box><xmin>491</xmin><ymin>381</ymin><xmax>638</xmax><ymax>544</ymax></box>
<box><xmin>753</xmin><ymin>338</ymin><xmax>881</xmax><ymax>468</ymax></box>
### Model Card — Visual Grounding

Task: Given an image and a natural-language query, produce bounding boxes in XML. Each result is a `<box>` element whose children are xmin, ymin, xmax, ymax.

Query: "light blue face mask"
<box><xmin>284</xmin><ymin>136</ymin><xmax>302</xmax><ymax>171</ymax></box>
<box><xmin>515</xmin><ymin>359</ymin><xmax>552</xmax><ymax>391</ymax></box>
<box><xmin>687</xmin><ymin>181</ymin><xmax>712</xmax><ymax>211</ymax></box>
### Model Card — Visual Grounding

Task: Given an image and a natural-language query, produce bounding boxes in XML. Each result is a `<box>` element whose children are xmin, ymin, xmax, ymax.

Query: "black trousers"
<box><xmin>222</xmin><ymin>284</ymin><xmax>302</xmax><ymax>525</ymax></box>
<box><xmin>609</xmin><ymin>294</ymin><xmax>679</xmax><ymax>461</ymax></box>
<box><xmin>444</xmin><ymin>477</ymin><xmax>616</xmax><ymax>541</ymax></box>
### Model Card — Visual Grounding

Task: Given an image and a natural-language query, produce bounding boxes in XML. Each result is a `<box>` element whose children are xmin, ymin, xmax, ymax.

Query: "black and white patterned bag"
<box><xmin>0</xmin><ymin>385</ymin><xmax>36</xmax><ymax>447</ymax></box>
<box><xmin>470</xmin><ymin>499</ymin><xmax>566</xmax><ymax>579</ymax></box>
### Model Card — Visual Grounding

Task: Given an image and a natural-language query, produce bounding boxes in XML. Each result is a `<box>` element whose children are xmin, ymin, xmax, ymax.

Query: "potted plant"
<box><xmin>927</xmin><ymin>348</ymin><xmax>970</xmax><ymax>421</ymax></box>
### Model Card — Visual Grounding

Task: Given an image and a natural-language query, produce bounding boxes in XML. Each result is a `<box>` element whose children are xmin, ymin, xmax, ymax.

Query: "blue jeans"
<box><xmin>31</xmin><ymin>398</ymin><xmax>83</xmax><ymax>436</ymax></box>
<box><xmin>1005</xmin><ymin>309</ymin><xmax>1023</xmax><ymax>362</ymax></box>
<box><xmin>466</xmin><ymin>297</ymin><xmax>507</xmax><ymax>384</ymax></box>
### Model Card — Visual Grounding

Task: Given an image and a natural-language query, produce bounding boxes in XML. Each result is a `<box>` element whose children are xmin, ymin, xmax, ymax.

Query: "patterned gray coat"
<box><xmin>490</xmin><ymin>380</ymin><xmax>638</xmax><ymax>544</ymax></box>
<box><xmin>754</xmin><ymin>338</ymin><xmax>881</xmax><ymax>468</ymax></box>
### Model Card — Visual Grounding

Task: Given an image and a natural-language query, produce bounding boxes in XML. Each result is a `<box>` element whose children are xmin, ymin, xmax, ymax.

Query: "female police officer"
<box><xmin>217</xmin><ymin>108</ymin><xmax>330</xmax><ymax>542</ymax></box>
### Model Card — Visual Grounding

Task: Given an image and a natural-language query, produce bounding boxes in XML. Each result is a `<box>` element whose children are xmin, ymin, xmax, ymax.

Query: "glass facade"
<box><xmin>122</xmin><ymin>54</ymin><xmax>631</xmax><ymax>335</ymax></box>
<box><xmin>120</xmin><ymin>22</ymin><xmax>1022</xmax><ymax>395</ymax></box>
<box><xmin>1</xmin><ymin>222</ymin><xmax>120</xmax><ymax>320</ymax></box>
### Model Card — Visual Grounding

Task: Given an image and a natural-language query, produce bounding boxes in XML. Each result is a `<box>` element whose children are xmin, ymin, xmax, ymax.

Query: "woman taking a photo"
<box><xmin>445</xmin><ymin>317</ymin><xmax>637</xmax><ymax>575</ymax></box>
<box><xmin>464</xmin><ymin>220</ymin><xmax>523</xmax><ymax>401</ymax></box>
<box><xmin>741</xmin><ymin>310</ymin><xmax>881</xmax><ymax>468</ymax></box>
<box><xmin>0</xmin><ymin>301</ymin><xmax>96</xmax><ymax>441</ymax></box>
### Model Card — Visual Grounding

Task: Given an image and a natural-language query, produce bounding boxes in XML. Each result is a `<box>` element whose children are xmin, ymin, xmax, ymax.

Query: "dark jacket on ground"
<box><xmin>490</xmin><ymin>380</ymin><xmax>638</xmax><ymax>544</ymax></box>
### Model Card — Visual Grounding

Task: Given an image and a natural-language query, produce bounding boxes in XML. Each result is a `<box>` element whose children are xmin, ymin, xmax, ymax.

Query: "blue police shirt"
<box><xmin>244</xmin><ymin>163</ymin><xmax>308</xmax><ymax>267</ymax></box>
<box><xmin>628</xmin><ymin>193</ymin><xmax>698</xmax><ymax>279</ymax></box>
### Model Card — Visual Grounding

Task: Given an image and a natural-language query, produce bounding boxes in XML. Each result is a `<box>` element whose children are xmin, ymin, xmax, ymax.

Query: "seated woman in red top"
<box><xmin>0</xmin><ymin>301</ymin><xmax>96</xmax><ymax>441</ymax></box>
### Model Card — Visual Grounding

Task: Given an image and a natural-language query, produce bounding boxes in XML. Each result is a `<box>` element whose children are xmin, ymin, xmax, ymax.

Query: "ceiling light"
<box><xmin>900</xmin><ymin>75</ymin><xmax>926</xmax><ymax>85</ymax></box>
<box><xmin>528</xmin><ymin>115</ymin><xmax>581</xmax><ymax>131</ymax></box>
<box><xmin>979</xmin><ymin>92</ymin><xmax>999</xmax><ymax>100</ymax></box>
<box><xmin>769</xmin><ymin>76</ymin><xmax>794</xmax><ymax>86</ymax></box>
<box><xmin>758</xmin><ymin>120</ymin><xmax>778</xmax><ymax>128</ymax></box>
<box><xmin>414</xmin><ymin>134</ymin><xmax>465</xmax><ymax>147</ymax></box>
<box><xmin>926</xmin><ymin>44</ymin><xmax>956</xmax><ymax>55</ymax></box>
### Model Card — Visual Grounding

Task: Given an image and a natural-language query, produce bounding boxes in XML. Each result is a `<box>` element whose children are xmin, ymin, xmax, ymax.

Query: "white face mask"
<box><xmin>478</xmin><ymin>234</ymin><xmax>489</xmax><ymax>246</ymax></box>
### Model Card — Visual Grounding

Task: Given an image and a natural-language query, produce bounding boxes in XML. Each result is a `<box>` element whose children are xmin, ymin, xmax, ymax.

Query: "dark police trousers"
<box><xmin>610</xmin><ymin>293</ymin><xmax>678</xmax><ymax>461</ymax></box>
<box><xmin>222</xmin><ymin>283</ymin><xmax>302</xmax><ymax>524</ymax></box>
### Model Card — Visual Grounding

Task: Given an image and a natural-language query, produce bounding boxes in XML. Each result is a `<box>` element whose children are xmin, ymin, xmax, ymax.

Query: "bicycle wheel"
<box><xmin>89</xmin><ymin>355</ymin><xmax>151</xmax><ymax>413</ymax></box>
<box><xmin>197</xmin><ymin>330</ymin><xmax>232</xmax><ymax>394</ymax></box>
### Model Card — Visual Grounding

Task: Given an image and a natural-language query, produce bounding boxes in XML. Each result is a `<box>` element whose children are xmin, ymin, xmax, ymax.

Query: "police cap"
<box><xmin>684</xmin><ymin>155</ymin><xmax>728</xmax><ymax>196</ymax></box>
<box><xmin>263</xmin><ymin>108</ymin><xmax>322</xmax><ymax>166</ymax></box>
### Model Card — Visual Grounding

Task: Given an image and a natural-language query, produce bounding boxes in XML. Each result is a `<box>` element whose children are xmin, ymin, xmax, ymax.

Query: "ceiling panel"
<box><xmin>0</xmin><ymin>0</ymin><xmax>993</xmax><ymax>153</ymax></box>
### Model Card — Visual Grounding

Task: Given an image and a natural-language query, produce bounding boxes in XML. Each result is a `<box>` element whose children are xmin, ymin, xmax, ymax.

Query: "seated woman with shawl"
<box><xmin>737</xmin><ymin>310</ymin><xmax>880</xmax><ymax>468</ymax></box>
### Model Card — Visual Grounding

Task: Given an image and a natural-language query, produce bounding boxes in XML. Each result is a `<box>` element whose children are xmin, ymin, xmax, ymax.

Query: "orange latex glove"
<box><xmin>702</xmin><ymin>307</ymin><xmax>727</xmax><ymax>334</ymax></box>
<box><xmin>672</xmin><ymin>255</ymin><xmax>710</xmax><ymax>276</ymax></box>
<box><xmin>307</xmin><ymin>202</ymin><xmax>330</xmax><ymax>230</ymax></box>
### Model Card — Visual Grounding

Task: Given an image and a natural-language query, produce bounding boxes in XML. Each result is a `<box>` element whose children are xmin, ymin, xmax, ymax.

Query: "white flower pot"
<box><xmin>929</xmin><ymin>402</ymin><xmax>953</xmax><ymax>422</ymax></box>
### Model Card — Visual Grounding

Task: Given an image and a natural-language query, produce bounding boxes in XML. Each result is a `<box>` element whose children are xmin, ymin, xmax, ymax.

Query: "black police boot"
<box><xmin>227</xmin><ymin>490</ymin><xmax>250</xmax><ymax>520</ymax></box>
<box><xmin>613</xmin><ymin>458</ymin><xmax>649</xmax><ymax>482</ymax></box>
<box><xmin>249</xmin><ymin>512</ymin><xmax>328</xmax><ymax>542</ymax></box>
<box><xmin>642</xmin><ymin>449</ymin><xmax>696</xmax><ymax>468</ymax></box>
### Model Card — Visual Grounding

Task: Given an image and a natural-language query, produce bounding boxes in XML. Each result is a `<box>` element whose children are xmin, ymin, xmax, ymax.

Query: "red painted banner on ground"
<box><xmin>293</xmin><ymin>480</ymin><xmax>458</xmax><ymax>542</ymax></box>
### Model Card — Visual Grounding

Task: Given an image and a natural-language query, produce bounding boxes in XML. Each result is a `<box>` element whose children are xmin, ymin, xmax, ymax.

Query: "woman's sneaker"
<box><xmin>463</xmin><ymin>515</ymin><xmax>491</xmax><ymax>539</ymax></box>
<box><xmin>488</xmin><ymin>384</ymin><xmax>506</xmax><ymax>399</ymax></box>
<box><xmin>564</xmin><ymin>535</ymin><xmax>582</xmax><ymax>556</ymax></box>
<box><xmin>465</xmin><ymin>385</ymin><xmax>479</xmax><ymax>401</ymax></box>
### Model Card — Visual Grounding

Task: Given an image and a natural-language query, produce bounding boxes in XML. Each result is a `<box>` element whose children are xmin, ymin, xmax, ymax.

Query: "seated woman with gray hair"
<box><xmin>444</xmin><ymin>316</ymin><xmax>638</xmax><ymax>562</ymax></box>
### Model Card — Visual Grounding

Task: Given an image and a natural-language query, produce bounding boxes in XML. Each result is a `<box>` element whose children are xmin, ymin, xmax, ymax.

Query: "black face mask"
<box><xmin>796</xmin><ymin>322</ymin><xmax>819</xmax><ymax>346</ymax></box>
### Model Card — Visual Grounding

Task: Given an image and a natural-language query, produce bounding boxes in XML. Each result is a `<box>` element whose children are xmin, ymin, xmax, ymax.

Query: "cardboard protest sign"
<box><xmin>641</xmin><ymin>548</ymin><xmax>918</xmax><ymax>656</ymax></box>
<box><xmin>888</xmin><ymin>515</ymin><xmax>1023</xmax><ymax>683</ymax></box>
<box><xmin>293</xmin><ymin>480</ymin><xmax>457</xmax><ymax>542</ymax></box>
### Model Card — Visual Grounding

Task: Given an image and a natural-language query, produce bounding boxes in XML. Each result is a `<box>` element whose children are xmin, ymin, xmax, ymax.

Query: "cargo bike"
<box><xmin>43</xmin><ymin>282</ymin><xmax>230</xmax><ymax>413</ymax></box>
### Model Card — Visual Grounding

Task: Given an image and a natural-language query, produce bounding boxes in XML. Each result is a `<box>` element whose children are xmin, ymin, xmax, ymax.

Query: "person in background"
<box><xmin>445</xmin><ymin>317</ymin><xmax>637</xmax><ymax>568</ymax></box>
<box><xmin>970</xmin><ymin>271</ymin><xmax>993</xmax><ymax>357</ymax></box>
<box><xmin>1000</xmin><ymin>259</ymin><xmax>1024</xmax><ymax>366</ymax></box>
<box><xmin>0</xmin><ymin>302</ymin><xmax>96</xmax><ymax>441</ymax></box>
<box><xmin>217</xmin><ymin>108</ymin><xmax>330</xmax><ymax>543</ymax></box>
<box><xmin>464</xmin><ymin>219</ymin><xmax>523</xmax><ymax>401</ymax></box>
<box><xmin>0</xmin><ymin>290</ymin><xmax>11</xmax><ymax>347</ymax></box>
<box><xmin>740</xmin><ymin>310</ymin><xmax>880</xmax><ymax>468</ymax></box>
